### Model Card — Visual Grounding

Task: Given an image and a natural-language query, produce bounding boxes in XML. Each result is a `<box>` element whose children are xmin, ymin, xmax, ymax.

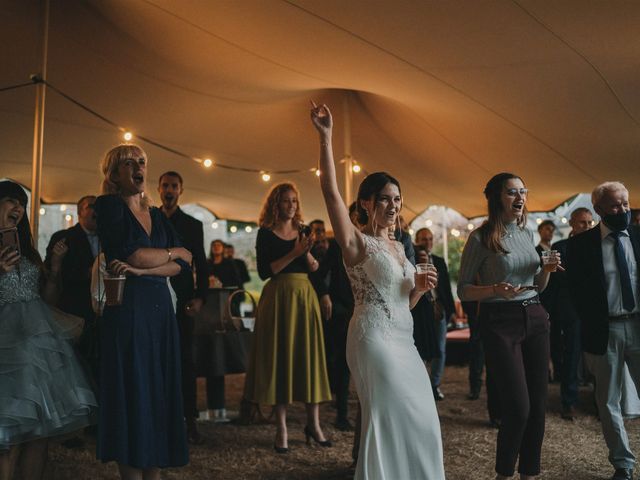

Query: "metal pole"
<box><xmin>30</xmin><ymin>0</ymin><xmax>50</xmax><ymax>244</ymax></box>
<box><xmin>343</xmin><ymin>92</ymin><xmax>353</xmax><ymax>206</ymax></box>
<box><xmin>441</xmin><ymin>206</ymin><xmax>449</xmax><ymax>265</ymax></box>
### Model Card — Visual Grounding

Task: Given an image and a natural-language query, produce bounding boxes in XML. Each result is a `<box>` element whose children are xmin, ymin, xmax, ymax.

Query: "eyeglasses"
<box><xmin>505</xmin><ymin>188</ymin><xmax>528</xmax><ymax>197</ymax></box>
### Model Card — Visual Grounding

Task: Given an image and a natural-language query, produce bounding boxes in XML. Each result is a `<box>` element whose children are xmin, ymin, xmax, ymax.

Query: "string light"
<box><xmin>65</xmin><ymin>214</ymin><xmax>72</xmax><ymax>221</ymax></box>
<box><xmin>230</xmin><ymin>225</ymin><xmax>238</xmax><ymax>233</ymax></box>
<box><xmin>60</xmin><ymin>204</ymin><xmax>67</xmax><ymax>211</ymax></box>
<box><xmin>561</xmin><ymin>217</ymin><xmax>568</xmax><ymax>224</ymax></box>
<box><xmin>11</xmin><ymin>78</ymin><xmax>372</xmax><ymax>178</ymax></box>
<box><xmin>536</xmin><ymin>218</ymin><xmax>543</xmax><ymax>225</ymax></box>
<box><xmin>425</xmin><ymin>219</ymin><xmax>433</xmax><ymax>227</ymax></box>
<box><xmin>203</xmin><ymin>158</ymin><xmax>213</xmax><ymax>168</ymax></box>
<box><xmin>451</xmin><ymin>228</ymin><xmax>461</xmax><ymax>237</ymax></box>
<box><xmin>245</xmin><ymin>226</ymin><xmax>253</xmax><ymax>233</ymax></box>
<box><xmin>467</xmin><ymin>223</ymin><xmax>474</xmax><ymax>230</ymax></box>
<box><xmin>408</xmin><ymin>228</ymin><xmax>414</xmax><ymax>236</ymax></box>
<box><xmin>352</xmin><ymin>163</ymin><xmax>361</xmax><ymax>173</ymax></box>
<box><xmin>315</xmin><ymin>169</ymin><xmax>321</xmax><ymax>177</ymax></box>
<box><xmin>39</xmin><ymin>207</ymin><xmax>46</xmax><ymax>215</ymax></box>
<box><xmin>211</xmin><ymin>222</ymin><xmax>219</xmax><ymax>229</ymax></box>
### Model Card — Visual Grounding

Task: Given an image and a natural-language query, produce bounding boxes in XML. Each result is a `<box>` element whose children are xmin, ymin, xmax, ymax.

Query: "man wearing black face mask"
<box><xmin>567</xmin><ymin>182</ymin><xmax>640</xmax><ymax>480</ymax></box>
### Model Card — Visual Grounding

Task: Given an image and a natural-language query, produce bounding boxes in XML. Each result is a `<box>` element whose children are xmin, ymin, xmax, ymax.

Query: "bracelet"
<box><xmin>166</xmin><ymin>248</ymin><xmax>172</xmax><ymax>262</ymax></box>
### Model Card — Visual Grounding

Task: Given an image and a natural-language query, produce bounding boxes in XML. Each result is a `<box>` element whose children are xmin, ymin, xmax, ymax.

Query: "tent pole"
<box><xmin>30</xmin><ymin>0</ymin><xmax>50</xmax><ymax>243</ymax></box>
<box><xmin>441</xmin><ymin>206</ymin><xmax>449</xmax><ymax>265</ymax></box>
<box><xmin>343</xmin><ymin>93</ymin><xmax>353</xmax><ymax>206</ymax></box>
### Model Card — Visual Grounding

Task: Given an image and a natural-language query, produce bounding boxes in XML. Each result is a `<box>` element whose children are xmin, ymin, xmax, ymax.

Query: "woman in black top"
<box><xmin>243</xmin><ymin>182</ymin><xmax>331</xmax><ymax>453</ymax></box>
<box><xmin>207</xmin><ymin>239</ymin><xmax>241</xmax><ymax>288</ymax></box>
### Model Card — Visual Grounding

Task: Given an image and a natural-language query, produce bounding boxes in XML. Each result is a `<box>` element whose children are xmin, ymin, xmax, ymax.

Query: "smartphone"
<box><xmin>299</xmin><ymin>224</ymin><xmax>312</xmax><ymax>237</ymax></box>
<box><xmin>0</xmin><ymin>227</ymin><xmax>20</xmax><ymax>255</ymax></box>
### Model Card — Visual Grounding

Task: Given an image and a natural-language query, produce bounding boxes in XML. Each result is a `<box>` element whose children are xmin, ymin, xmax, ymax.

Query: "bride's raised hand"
<box><xmin>310</xmin><ymin>101</ymin><xmax>333</xmax><ymax>138</ymax></box>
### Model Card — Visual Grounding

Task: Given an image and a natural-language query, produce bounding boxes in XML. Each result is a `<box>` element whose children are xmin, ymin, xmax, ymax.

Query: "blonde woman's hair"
<box><xmin>258</xmin><ymin>182</ymin><xmax>303</xmax><ymax>229</ymax></box>
<box><xmin>100</xmin><ymin>144</ymin><xmax>150</xmax><ymax>206</ymax></box>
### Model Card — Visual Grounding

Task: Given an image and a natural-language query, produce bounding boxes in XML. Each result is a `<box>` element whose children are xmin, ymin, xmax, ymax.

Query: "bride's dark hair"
<box><xmin>356</xmin><ymin>172</ymin><xmax>402</xmax><ymax>226</ymax></box>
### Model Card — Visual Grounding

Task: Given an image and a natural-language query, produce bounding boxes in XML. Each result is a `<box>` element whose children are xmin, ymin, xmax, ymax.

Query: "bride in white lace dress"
<box><xmin>311</xmin><ymin>104</ymin><xmax>445</xmax><ymax>479</ymax></box>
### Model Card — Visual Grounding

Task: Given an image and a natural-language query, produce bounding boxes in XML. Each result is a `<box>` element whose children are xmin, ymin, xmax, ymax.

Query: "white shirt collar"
<box><xmin>80</xmin><ymin>224</ymin><xmax>97</xmax><ymax>237</ymax></box>
<box><xmin>600</xmin><ymin>221</ymin><xmax>629</xmax><ymax>240</ymax></box>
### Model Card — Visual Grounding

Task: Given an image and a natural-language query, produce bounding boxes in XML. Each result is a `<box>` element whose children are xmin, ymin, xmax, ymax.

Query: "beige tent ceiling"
<box><xmin>2</xmin><ymin>0</ymin><xmax>639</xmax><ymax>222</ymax></box>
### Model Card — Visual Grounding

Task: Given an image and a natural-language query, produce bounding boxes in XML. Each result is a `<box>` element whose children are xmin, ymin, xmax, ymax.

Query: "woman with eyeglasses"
<box><xmin>457</xmin><ymin>173</ymin><xmax>561</xmax><ymax>480</ymax></box>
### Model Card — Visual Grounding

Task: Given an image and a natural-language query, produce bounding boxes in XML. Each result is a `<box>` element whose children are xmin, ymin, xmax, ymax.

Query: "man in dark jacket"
<box><xmin>567</xmin><ymin>182</ymin><xmax>640</xmax><ymax>480</ymax></box>
<box><xmin>546</xmin><ymin>208</ymin><xmax>593</xmax><ymax>420</ymax></box>
<box><xmin>45</xmin><ymin>196</ymin><xmax>99</xmax><ymax>375</ymax></box>
<box><xmin>45</xmin><ymin>195</ymin><xmax>99</xmax><ymax>447</ymax></box>
<box><xmin>415</xmin><ymin>228</ymin><xmax>456</xmax><ymax>401</ymax></box>
<box><xmin>158</xmin><ymin>171</ymin><xmax>209</xmax><ymax>444</ymax></box>
<box><xmin>309</xmin><ymin>219</ymin><xmax>354</xmax><ymax>430</ymax></box>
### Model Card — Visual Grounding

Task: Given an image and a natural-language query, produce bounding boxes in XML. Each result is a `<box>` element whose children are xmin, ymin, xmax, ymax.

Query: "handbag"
<box><xmin>194</xmin><ymin>290</ymin><xmax>255</xmax><ymax>377</ymax></box>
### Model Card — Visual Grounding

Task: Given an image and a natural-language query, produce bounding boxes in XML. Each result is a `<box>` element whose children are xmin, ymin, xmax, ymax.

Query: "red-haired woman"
<box><xmin>243</xmin><ymin>182</ymin><xmax>331</xmax><ymax>453</ymax></box>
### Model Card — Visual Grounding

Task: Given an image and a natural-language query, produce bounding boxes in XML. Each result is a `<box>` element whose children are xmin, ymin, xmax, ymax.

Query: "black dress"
<box><xmin>95</xmin><ymin>195</ymin><xmax>189</xmax><ymax>468</ymax></box>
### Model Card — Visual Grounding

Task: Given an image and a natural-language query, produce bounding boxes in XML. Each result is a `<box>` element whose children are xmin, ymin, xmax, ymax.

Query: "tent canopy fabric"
<box><xmin>2</xmin><ymin>0</ymin><xmax>639</xmax><ymax>222</ymax></box>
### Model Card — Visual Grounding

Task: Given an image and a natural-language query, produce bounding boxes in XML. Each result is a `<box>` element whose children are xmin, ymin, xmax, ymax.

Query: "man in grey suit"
<box><xmin>567</xmin><ymin>181</ymin><xmax>640</xmax><ymax>480</ymax></box>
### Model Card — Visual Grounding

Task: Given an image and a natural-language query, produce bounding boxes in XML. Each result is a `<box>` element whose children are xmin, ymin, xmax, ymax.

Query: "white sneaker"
<box><xmin>213</xmin><ymin>408</ymin><xmax>231</xmax><ymax>423</ymax></box>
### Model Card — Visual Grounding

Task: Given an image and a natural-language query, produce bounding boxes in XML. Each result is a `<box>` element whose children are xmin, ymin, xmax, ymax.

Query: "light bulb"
<box><xmin>230</xmin><ymin>225</ymin><xmax>238</xmax><ymax>233</ymax></box>
<box><xmin>245</xmin><ymin>226</ymin><xmax>253</xmax><ymax>233</ymax></box>
<box><xmin>123</xmin><ymin>131</ymin><xmax>133</xmax><ymax>142</ymax></box>
<box><xmin>315</xmin><ymin>169</ymin><xmax>321</xmax><ymax>177</ymax></box>
<box><xmin>352</xmin><ymin>164</ymin><xmax>361</xmax><ymax>173</ymax></box>
<box><xmin>60</xmin><ymin>204</ymin><xmax>67</xmax><ymax>211</ymax></box>
<box><xmin>536</xmin><ymin>218</ymin><xmax>543</xmax><ymax>225</ymax></box>
<box><xmin>211</xmin><ymin>222</ymin><xmax>219</xmax><ymax>229</ymax></box>
<box><xmin>467</xmin><ymin>223</ymin><xmax>474</xmax><ymax>230</ymax></box>
<box><xmin>203</xmin><ymin>158</ymin><xmax>213</xmax><ymax>168</ymax></box>
<box><xmin>65</xmin><ymin>214</ymin><xmax>72</xmax><ymax>221</ymax></box>
<box><xmin>261</xmin><ymin>173</ymin><xmax>271</xmax><ymax>182</ymax></box>
<box><xmin>39</xmin><ymin>207</ymin><xmax>46</xmax><ymax>215</ymax></box>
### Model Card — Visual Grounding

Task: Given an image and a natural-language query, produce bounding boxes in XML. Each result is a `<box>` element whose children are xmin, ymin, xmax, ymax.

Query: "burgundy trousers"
<box><xmin>479</xmin><ymin>300</ymin><xmax>549</xmax><ymax>477</ymax></box>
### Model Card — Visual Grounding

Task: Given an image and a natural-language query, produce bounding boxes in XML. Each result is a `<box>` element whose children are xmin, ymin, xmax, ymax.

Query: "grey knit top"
<box><xmin>457</xmin><ymin>222</ymin><xmax>541</xmax><ymax>303</ymax></box>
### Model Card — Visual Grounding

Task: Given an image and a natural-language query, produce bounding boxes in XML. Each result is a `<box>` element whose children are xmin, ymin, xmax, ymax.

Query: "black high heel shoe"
<box><xmin>304</xmin><ymin>426</ymin><xmax>332</xmax><ymax>447</ymax></box>
<box><xmin>273</xmin><ymin>444</ymin><xmax>289</xmax><ymax>454</ymax></box>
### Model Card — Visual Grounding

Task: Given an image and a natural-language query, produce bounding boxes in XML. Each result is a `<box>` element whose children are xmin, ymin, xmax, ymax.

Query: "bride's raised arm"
<box><xmin>310</xmin><ymin>103</ymin><xmax>366</xmax><ymax>266</ymax></box>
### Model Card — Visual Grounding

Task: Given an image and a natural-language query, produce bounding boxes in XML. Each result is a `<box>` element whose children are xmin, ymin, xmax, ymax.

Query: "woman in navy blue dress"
<box><xmin>95</xmin><ymin>144</ymin><xmax>191</xmax><ymax>479</ymax></box>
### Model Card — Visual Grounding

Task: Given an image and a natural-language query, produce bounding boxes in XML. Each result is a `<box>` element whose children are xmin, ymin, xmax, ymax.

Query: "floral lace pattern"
<box><xmin>346</xmin><ymin>234</ymin><xmax>413</xmax><ymax>340</ymax></box>
<box><xmin>0</xmin><ymin>258</ymin><xmax>40</xmax><ymax>306</ymax></box>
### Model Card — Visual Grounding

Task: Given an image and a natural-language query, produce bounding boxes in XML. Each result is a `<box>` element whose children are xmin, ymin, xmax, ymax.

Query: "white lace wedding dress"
<box><xmin>346</xmin><ymin>234</ymin><xmax>445</xmax><ymax>479</ymax></box>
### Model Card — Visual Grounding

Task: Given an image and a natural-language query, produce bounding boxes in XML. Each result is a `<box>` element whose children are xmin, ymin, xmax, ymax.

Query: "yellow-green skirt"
<box><xmin>244</xmin><ymin>273</ymin><xmax>331</xmax><ymax>405</ymax></box>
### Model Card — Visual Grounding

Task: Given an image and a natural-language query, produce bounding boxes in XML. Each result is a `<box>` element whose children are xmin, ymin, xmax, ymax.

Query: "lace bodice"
<box><xmin>346</xmin><ymin>234</ymin><xmax>414</xmax><ymax>339</ymax></box>
<box><xmin>0</xmin><ymin>258</ymin><xmax>41</xmax><ymax>306</ymax></box>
